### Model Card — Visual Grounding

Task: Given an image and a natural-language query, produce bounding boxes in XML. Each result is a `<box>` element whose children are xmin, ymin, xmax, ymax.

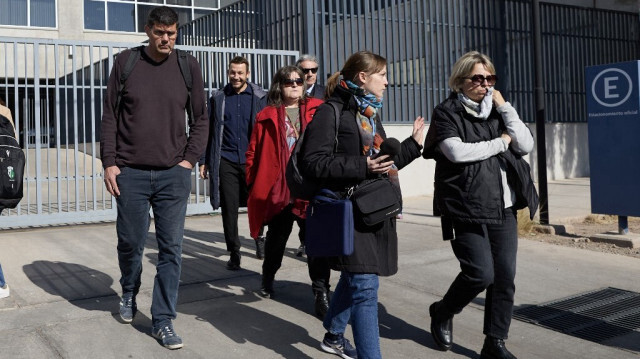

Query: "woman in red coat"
<box><xmin>246</xmin><ymin>66</ymin><xmax>330</xmax><ymax>316</ymax></box>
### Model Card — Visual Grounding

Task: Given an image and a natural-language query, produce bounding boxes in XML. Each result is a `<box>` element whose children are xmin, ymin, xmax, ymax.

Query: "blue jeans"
<box><xmin>0</xmin><ymin>262</ymin><xmax>5</xmax><ymax>287</ymax></box>
<box><xmin>115</xmin><ymin>165</ymin><xmax>191</xmax><ymax>327</ymax></box>
<box><xmin>323</xmin><ymin>272</ymin><xmax>381</xmax><ymax>359</ymax></box>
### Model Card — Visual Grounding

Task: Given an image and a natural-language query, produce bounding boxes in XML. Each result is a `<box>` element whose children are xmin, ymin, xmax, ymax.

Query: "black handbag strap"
<box><xmin>326</xmin><ymin>100</ymin><xmax>341</xmax><ymax>153</ymax></box>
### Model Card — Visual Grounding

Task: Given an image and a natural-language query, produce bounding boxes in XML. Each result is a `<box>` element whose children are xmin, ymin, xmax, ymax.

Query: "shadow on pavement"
<box><xmin>177</xmin><ymin>257</ymin><xmax>319</xmax><ymax>358</ymax></box>
<box><xmin>23</xmin><ymin>260</ymin><xmax>117</xmax><ymax>307</ymax></box>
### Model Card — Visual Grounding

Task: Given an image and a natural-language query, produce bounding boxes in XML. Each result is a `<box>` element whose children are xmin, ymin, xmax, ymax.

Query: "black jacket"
<box><xmin>423</xmin><ymin>93</ymin><xmax>538</xmax><ymax>224</ymax></box>
<box><xmin>300</xmin><ymin>85</ymin><xmax>422</xmax><ymax>276</ymax></box>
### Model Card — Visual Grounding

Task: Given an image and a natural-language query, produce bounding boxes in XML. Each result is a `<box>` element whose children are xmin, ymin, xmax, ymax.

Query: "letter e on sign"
<box><xmin>591</xmin><ymin>68</ymin><xmax>633</xmax><ymax>107</ymax></box>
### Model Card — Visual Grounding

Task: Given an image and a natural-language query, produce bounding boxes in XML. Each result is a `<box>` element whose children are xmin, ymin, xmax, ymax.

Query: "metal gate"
<box><xmin>178</xmin><ymin>0</ymin><xmax>640</xmax><ymax>124</ymax></box>
<box><xmin>0</xmin><ymin>37</ymin><xmax>298</xmax><ymax>228</ymax></box>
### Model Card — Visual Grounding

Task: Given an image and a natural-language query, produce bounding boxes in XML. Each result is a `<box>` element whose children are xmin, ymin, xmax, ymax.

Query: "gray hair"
<box><xmin>295</xmin><ymin>54</ymin><xmax>319</xmax><ymax>67</ymax></box>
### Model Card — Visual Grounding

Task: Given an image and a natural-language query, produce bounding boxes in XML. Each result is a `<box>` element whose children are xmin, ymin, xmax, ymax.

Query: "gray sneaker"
<box><xmin>118</xmin><ymin>294</ymin><xmax>137</xmax><ymax>323</ymax></box>
<box><xmin>152</xmin><ymin>323</ymin><xmax>184</xmax><ymax>350</ymax></box>
<box><xmin>320</xmin><ymin>332</ymin><xmax>357</xmax><ymax>359</ymax></box>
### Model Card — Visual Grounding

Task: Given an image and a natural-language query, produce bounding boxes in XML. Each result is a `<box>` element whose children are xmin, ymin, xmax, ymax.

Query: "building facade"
<box><xmin>0</xmin><ymin>0</ymin><xmax>222</xmax><ymax>42</ymax></box>
<box><xmin>0</xmin><ymin>0</ymin><xmax>638</xmax><ymax>226</ymax></box>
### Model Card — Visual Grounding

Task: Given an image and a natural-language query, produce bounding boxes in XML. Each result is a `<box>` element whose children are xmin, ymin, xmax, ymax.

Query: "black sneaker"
<box><xmin>320</xmin><ymin>332</ymin><xmax>357</xmax><ymax>359</ymax></box>
<box><xmin>152</xmin><ymin>323</ymin><xmax>184</xmax><ymax>350</ymax></box>
<box><xmin>255</xmin><ymin>236</ymin><xmax>265</xmax><ymax>260</ymax></box>
<box><xmin>119</xmin><ymin>293</ymin><xmax>137</xmax><ymax>323</ymax></box>
<box><xmin>296</xmin><ymin>244</ymin><xmax>306</xmax><ymax>257</ymax></box>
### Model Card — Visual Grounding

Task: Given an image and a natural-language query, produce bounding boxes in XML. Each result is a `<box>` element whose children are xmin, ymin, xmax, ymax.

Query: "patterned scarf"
<box><xmin>457</xmin><ymin>87</ymin><xmax>494</xmax><ymax>120</ymax></box>
<box><xmin>340</xmin><ymin>80</ymin><xmax>401</xmax><ymax>196</ymax></box>
<box><xmin>341</xmin><ymin>80</ymin><xmax>383</xmax><ymax>155</ymax></box>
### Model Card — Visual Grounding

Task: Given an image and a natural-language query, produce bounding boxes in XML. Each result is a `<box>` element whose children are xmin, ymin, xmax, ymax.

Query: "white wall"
<box><xmin>383</xmin><ymin>124</ymin><xmax>435</xmax><ymax>197</ymax></box>
<box><xmin>527</xmin><ymin>123</ymin><xmax>590</xmax><ymax>181</ymax></box>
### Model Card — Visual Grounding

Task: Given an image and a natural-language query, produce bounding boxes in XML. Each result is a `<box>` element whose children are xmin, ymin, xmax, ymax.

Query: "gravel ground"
<box><xmin>521</xmin><ymin>215</ymin><xmax>640</xmax><ymax>259</ymax></box>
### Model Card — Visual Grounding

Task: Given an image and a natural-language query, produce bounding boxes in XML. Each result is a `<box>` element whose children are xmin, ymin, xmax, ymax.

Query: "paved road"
<box><xmin>1</xmin><ymin>178</ymin><xmax>639</xmax><ymax>358</ymax></box>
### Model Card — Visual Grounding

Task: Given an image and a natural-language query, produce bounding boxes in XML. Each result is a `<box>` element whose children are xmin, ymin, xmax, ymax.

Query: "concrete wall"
<box><xmin>527</xmin><ymin>123</ymin><xmax>590</xmax><ymax>181</ymax></box>
<box><xmin>386</xmin><ymin>122</ymin><xmax>590</xmax><ymax>197</ymax></box>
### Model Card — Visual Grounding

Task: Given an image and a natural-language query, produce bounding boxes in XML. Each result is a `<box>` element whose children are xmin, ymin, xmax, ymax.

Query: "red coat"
<box><xmin>246</xmin><ymin>97</ymin><xmax>323</xmax><ymax>239</ymax></box>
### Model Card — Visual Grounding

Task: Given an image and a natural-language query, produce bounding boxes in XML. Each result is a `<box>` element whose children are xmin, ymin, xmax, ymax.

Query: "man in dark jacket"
<box><xmin>296</xmin><ymin>54</ymin><xmax>326</xmax><ymax>100</ymax></box>
<box><xmin>199</xmin><ymin>56</ymin><xmax>267</xmax><ymax>270</ymax></box>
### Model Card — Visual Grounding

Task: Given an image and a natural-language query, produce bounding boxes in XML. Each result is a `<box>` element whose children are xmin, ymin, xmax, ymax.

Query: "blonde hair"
<box><xmin>326</xmin><ymin>51</ymin><xmax>387</xmax><ymax>97</ymax></box>
<box><xmin>448</xmin><ymin>51</ymin><xmax>496</xmax><ymax>92</ymax></box>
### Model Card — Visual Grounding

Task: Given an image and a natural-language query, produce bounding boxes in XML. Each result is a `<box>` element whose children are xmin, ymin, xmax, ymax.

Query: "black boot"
<box><xmin>255</xmin><ymin>236</ymin><xmax>265</xmax><ymax>260</ymax></box>
<box><xmin>429</xmin><ymin>301</ymin><xmax>453</xmax><ymax>351</ymax></box>
<box><xmin>314</xmin><ymin>291</ymin><xmax>330</xmax><ymax>319</ymax></box>
<box><xmin>480</xmin><ymin>336</ymin><xmax>517</xmax><ymax>359</ymax></box>
<box><xmin>259</xmin><ymin>277</ymin><xmax>274</xmax><ymax>298</ymax></box>
<box><xmin>226</xmin><ymin>251</ymin><xmax>241</xmax><ymax>270</ymax></box>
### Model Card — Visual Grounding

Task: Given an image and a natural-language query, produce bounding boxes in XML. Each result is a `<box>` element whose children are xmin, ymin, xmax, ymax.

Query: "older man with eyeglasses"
<box><xmin>296</xmin><ymin>54</ymin><xmax>326</xmax><ymax>100</ymax></box>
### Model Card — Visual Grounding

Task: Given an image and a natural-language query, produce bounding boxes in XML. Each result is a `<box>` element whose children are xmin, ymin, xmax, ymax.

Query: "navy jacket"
<box><xmin>308</xmin><ymin>83</ymin><xmax>326</xmax><ymax>100</ymax></box>
<box><xmin>202</xmin><ymin>82</ymin><xmax>267</xmax><ymax>209</ymax></box>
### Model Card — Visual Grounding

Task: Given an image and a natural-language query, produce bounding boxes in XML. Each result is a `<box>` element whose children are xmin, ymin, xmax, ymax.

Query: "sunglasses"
<box><xmin>301</xmin><ymin>67</ymin><xmax>318</xmax><ymax>74</ymax></box>
<box><xmin>283</xmin><ymin>78</ymin><xmax>304</xmax><ymax>87</ymax></box>
<box><xmin>467</xmin><ymin>74</ymin><xmax>498</xmax><ymax>86</ymax></box>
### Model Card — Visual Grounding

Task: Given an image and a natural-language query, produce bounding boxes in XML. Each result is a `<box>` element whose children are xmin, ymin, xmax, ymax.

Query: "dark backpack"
<box><xmin>0</xmin><ymin>114</ymin><xmax>25</xmax><ymax>210</ymax></box>
<box><xmin>286</xmin><ymin>101</ymin><xmax>341</xmax><ymax>200</ymax></box>
<box><xmin>114</xmin><ymin>46</ymin><xmax>194</xmax><ymax>121</ymax></box>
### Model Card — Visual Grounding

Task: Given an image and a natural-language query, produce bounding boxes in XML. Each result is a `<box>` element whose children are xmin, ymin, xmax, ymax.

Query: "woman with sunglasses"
<box><xmin>423</xmin><ymin>51</ymin><xmax>538</xmax><ymax>359</ymax></box>
<box><xmin>246</xmin><ymin>66</ymin><xmax>331</xmax><ymax>310</ymax></box>
<box><xmin>299</xmin><ymin>51</ymin><xmax>425</xmax><ymax>359</ymax></box>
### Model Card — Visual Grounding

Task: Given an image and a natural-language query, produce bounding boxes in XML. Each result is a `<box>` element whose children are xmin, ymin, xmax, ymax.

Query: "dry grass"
<box><xmin>517</xmin><ymin>208</ymin><xmax>536</xmax><ymax>235</ymax></box>
<box><xmin>583</xmin><ymin>214</ymin><xmax>617</xmax><ymax>224</ymax></box>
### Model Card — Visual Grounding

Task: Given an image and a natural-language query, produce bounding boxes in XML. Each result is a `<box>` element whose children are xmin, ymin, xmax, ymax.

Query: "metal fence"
<box><xmin>0</xmin><ymin>37</ymin><xmax>298</xmax><ymax>227</ymax></box>
<box><xmin>178</xmin><ymin>0</ymin><xmax>640</xmax><ymax>123</ymax></box>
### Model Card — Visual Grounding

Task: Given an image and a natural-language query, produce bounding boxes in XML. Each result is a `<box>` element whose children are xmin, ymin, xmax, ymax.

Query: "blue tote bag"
<box><xmin>305</xmin><ymin>189</ymin><xmax>354</xmax><ymax>257</ymax></box>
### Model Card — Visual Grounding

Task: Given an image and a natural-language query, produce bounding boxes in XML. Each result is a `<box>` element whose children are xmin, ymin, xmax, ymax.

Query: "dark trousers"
<box><xmin>219</xmin><ymin>157</ymin><xmax>248</xmax><ymax>261</ymax></box>
<box><xmin>115</xmin><ymin>165</ymin><xmax>191</xmax><ymax>326</ymax></box>
<box><xmin>263</xmin><ymin>205</ymin><xmax>331</xmax><ymax>294</ymax></box>
<box><xmin>441</xmin><ymin>208</ymin><xmax>518</xmax><ymax>339</ymax></box>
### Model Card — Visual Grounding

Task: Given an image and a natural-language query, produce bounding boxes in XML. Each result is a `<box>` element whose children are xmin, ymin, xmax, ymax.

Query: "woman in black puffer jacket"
<box><xmin>300</xmin><ymin>51</ymin><xmax>425</xmax><ymax>359</ymax></box>
<box><xmin>423</xmin><ymin>51</ymin><xmax>538</xmax><ymax>359</ymax></box>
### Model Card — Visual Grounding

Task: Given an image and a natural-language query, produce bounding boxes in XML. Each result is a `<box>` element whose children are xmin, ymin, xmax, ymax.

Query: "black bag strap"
<box><xmin>326</xmin><ymin>100</ymin><xmax>341</xmax><ymax>152</ymax></box>
<box><xmin>114</xmin><ymin>45</ymin><xmax>143</xmax><ymax>117</ymax></box>
<box><xmin>113</xmin><ymin>46</ymin><xmax>194</xmax><ymax>123</ymax></box>
<box><xmin>175</xmin><ymin>48</ymin><xmax>194</xmax><ymax>123</ymax></box>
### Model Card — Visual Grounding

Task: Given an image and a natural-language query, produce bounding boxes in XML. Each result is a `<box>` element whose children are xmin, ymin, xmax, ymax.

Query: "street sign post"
<box><xmin>586</xmin><ymin>61</ymin><xmax>640</xmax><ymax>233</ymax></box>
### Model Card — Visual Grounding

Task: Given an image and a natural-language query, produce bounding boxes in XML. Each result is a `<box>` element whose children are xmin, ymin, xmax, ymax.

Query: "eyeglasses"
<box><xmin>301</xmin><ymin>67</ymin><xmax>318</xmax><ymax>74</ymax></box>
<box><xmin>283</xmin><ymin>78</ymin><xmax>304</xmax><ymax>87</ymax></box>
<box><xmin>467</xmin><ymin>74</ymin><xmax>498</xmax><ymax>86</ymax></box>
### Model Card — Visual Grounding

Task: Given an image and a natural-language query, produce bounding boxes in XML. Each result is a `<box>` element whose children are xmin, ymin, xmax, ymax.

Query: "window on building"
<box><xmin>0</xmin><ymin>0</ymin><xmax>56</xmax><ymax>28</ymax></box>
<box><xmin>84</xmin><ymin>0</ymin><xmax>217</xmax><ymax>33</ymax></box>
